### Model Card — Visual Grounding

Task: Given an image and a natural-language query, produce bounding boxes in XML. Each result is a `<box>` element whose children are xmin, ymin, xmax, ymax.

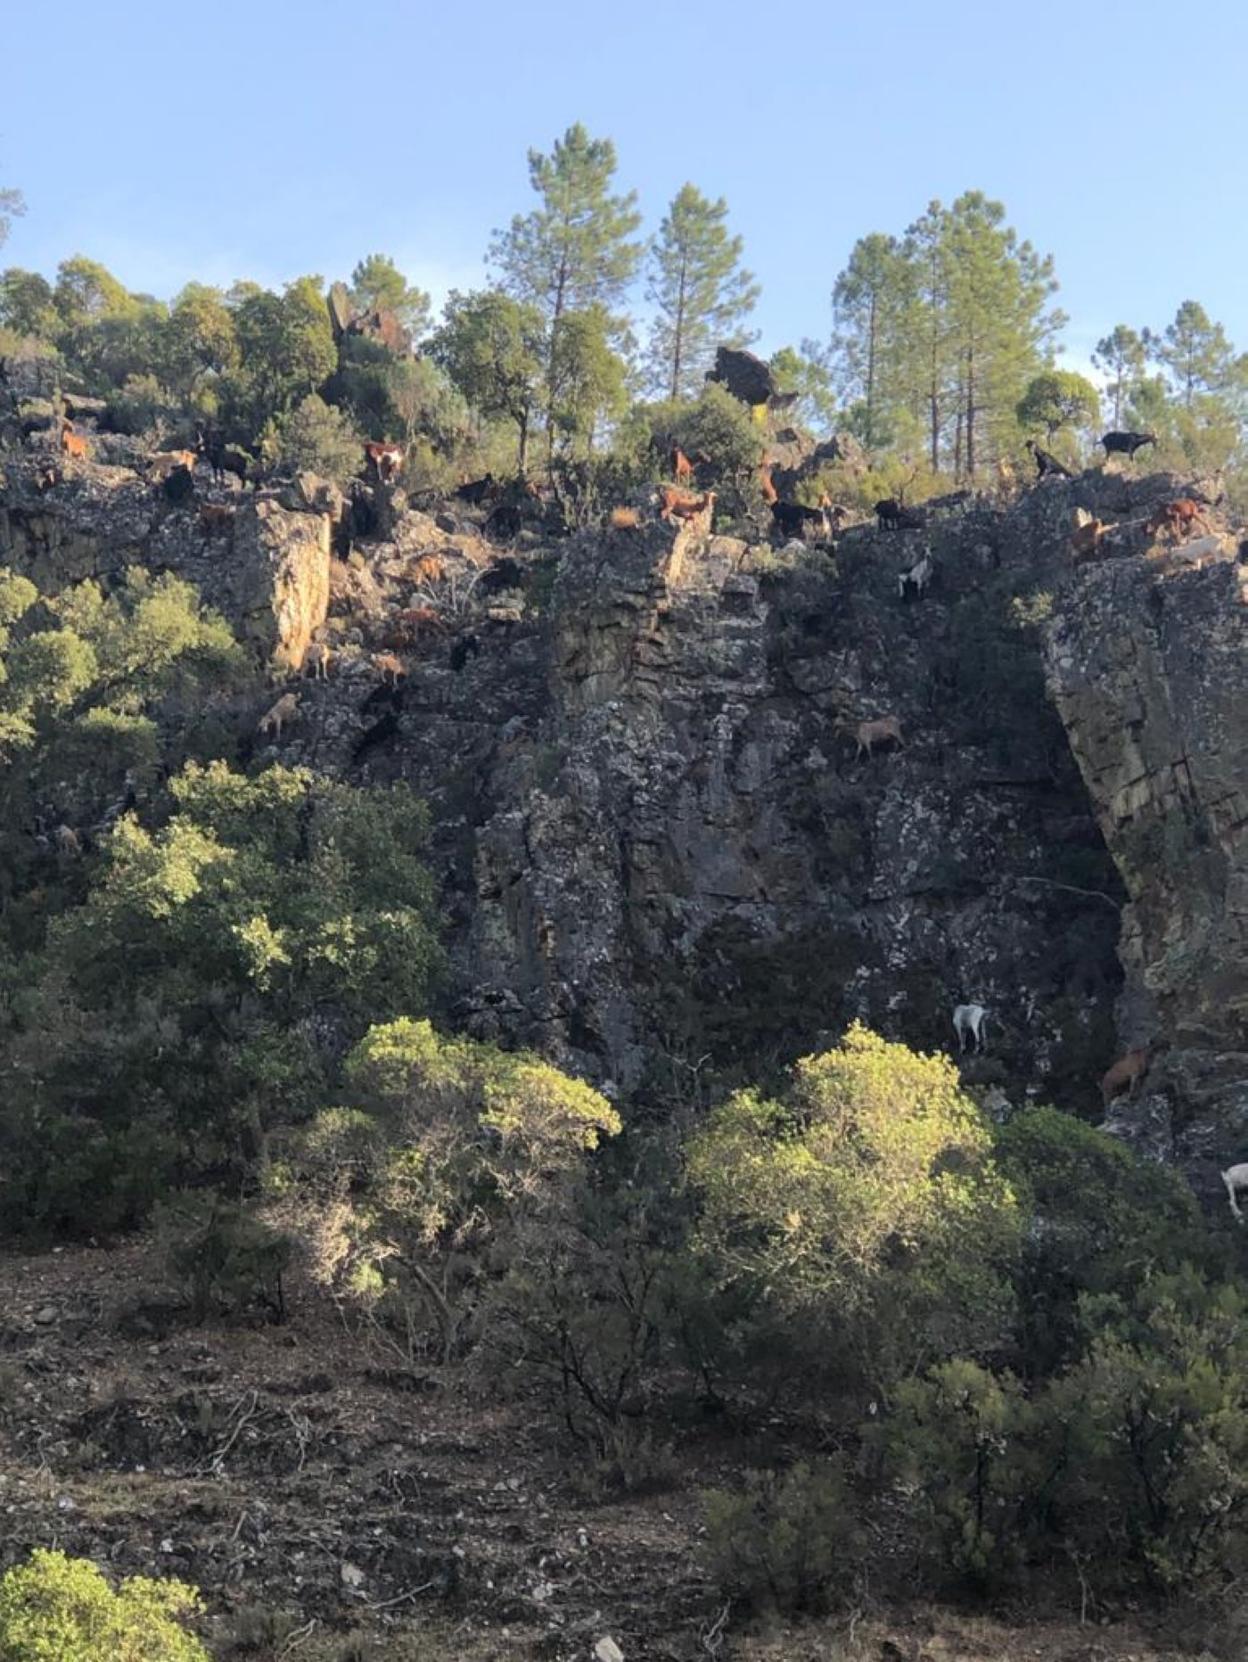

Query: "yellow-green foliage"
<box><xmin>687</xmin><ymin>1025</ymin><xmax>1018</xmax><ymax>1367</ymax></box>
<box><xmin>0</xmin><ymin>1549</ymin><xmax>208</xmax><ymax>1662</ymax></box>
<box><xmin>0</xmin><ymin>568</ymin><xmax>242</xmax><ymax>764</ymax></box>
<box><xmin>291</xmin><ymin>1019</ymin><xmax>620</xmax><ymax>1357</ymax></box>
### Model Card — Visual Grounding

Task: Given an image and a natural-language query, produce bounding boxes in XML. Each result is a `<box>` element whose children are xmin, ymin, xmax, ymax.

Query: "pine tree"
<box><xmin>831</xmin><ymin>233</ymin><xmax>910</xmax><ymax>448</ymax></box>
<box><xmin>902</xmin><ymin>203</ymin><xmax>955</xmax><ymax>475</ymax></box>
<box><xmin>430</xmin><ymin>289</ymin><xmax>546</xmax><ymax>473</ymax></box>
<box><xmin>1149</xmin><ymin>300</ymin><xmax>1235</xmax><ymax>407</ymax></box>
<box><xmin>1092</xmin><ymin>326</ymin><xmax>1146</xmax><ymax>427</ymax></box>
<box><xmin>348</xmin><ymin>254</ymin><xmax>431</xmax><ymax>336</ymax></box>
<box><xmin>489</xmin><ymin>124</ymin><xmax>642</xmax><ymax>333</ymax></box>
<box><xmin>940</xmin><ymin>192</ymin><xmax>1062</xmax><ymax>479</ymax></box>
<box><xmin>489</xmin><ymin>124</ymin><xmax>641</xmax><ymax>455</ymax></box>
<box><xmin>0</xmin><ymin>172</ymin><xmax>23</xmax><ymax>252</ymax></box>
<box><xmin>645</xmin><ymin>184</ymin><xmax>759</xmax><ymax>401</ymax></box>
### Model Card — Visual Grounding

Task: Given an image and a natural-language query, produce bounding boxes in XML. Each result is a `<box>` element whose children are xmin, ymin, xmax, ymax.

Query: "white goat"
<box><xmin>1222</xmin><ymin>1163</ymin><xmax>1248</xmax><ymax>1222</ymax></box>
<box><xmin>952</xmin><ymin>1003</ymin><xmax>988</xmax><ymax>1053</ymax></box>
<box><xmin>898</xmin><ymin>552</ymin><xmax>933</xmax><ymax>600</ymax></box>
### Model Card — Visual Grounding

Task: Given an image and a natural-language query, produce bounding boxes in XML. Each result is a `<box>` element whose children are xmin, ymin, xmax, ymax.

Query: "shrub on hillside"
<box><xmin>703</xmin><ymin>1460</ymin><xmax>863</xmax><ymax>1615</ymax></box>
<box><xmin>0</xmin><ymin>1548</ymin><xmax>208</xmax><ymax>1662</ymax></box>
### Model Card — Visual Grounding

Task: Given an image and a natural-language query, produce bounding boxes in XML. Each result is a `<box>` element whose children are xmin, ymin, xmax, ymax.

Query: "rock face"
<box><xmin>0</xmin><ymin>452</ymin><xmax>332</xmax><ymax>671</ymax></box>
<box><xmin>231</xmin><ymin>496</ymin><xmax>331</xmax><ymax>671</ymax></box>
<box><xmin>4</xmin><ymin>434</ymin><xmax>1245</xmax><ymax>1174</ymax></box>
<box><xmin>330</xmin><ymin>484</ymin><xmax>1124</xmax><ymax>1109</ymax></box>
<box><xmin>706</xmin><ymin>345</ymin><xmax>775</xmax><ymax>407</ymax></box>
<box><xmin>1045</xmin><ymin>512</ymin><xmax>1248</xmax><ymax>1191</ymax></box>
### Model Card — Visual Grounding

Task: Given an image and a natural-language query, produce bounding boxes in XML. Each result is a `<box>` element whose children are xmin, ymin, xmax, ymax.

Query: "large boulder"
<box><xmin>232</xmin><ymin>497</ymin><xmax>332</xmax><ymax>672</ymax></box>
<box><xmin>706</xmin><ymin>345</ymin><xmax>776</xmax><ymax>407</ymax></box>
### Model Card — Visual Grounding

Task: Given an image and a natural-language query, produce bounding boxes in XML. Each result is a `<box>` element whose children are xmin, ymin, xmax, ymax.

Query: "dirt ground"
<box><xmin>0</xmin><ymin>1239</ymin><xmax>1227</xmax><ymax>1661</ymax></box>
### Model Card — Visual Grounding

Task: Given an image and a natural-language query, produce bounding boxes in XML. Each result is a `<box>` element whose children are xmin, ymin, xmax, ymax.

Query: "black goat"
<box><xmin>454</xmin><ymin>474</ymin><xmax>498</xmax><ymax>505</ymax></box>
<box><xmin>450</xmin><ymin>633</ymin><xmax>481</xmax><ymax>673</ymax></box>
<box><xmin>198</xmin><ymin>429</ymin><xmax>251</xmax><ymax>487</ymax></box>
<box><xmin>875</xmin><ymin>498</ymin><xmax>903</xmax><ymax>529</ymax></box>
<box><xmin>1026</xmin><ymin>440</ymin><xmax>1073</xmax><ymax>480</ymax></box>
<box><xmin>352</xmin><ymin>709</ymin><xmax>400</xmax><ymax>764</ymax></box>
<box><xmin>771</xmin><ymin>500</ymin><xmax>828</xmax><ymax>539</ymax></box>
<box><xmin>1100</xmin><ymin>430</ymin><xmax>1156</xmax><ymax>461</ymax></box>
<box><xmin>161</xmin><ymin>465</ymin><xmax>196</xmax><ymax>506</ymax></box>
<box><xmin>477</xmin><ymin>557</ymin><xmax>524</xmax><ymax>596</ymax></box>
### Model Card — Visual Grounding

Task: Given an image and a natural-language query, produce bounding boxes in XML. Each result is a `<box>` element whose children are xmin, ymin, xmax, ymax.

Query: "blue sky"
<box><xmin>4</xmin><ymin>0</ymin><xmax>1245</xmax><ymax>375</ymax></box>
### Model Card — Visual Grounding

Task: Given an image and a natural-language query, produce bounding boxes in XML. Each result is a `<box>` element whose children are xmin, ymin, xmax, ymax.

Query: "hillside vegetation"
<box><xmin>2</xmin><ymin>131</ymin><xmax>1248</xmax><ymax>1661</ymax></box>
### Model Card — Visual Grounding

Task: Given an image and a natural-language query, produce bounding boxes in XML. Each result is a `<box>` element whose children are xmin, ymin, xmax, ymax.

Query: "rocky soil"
<box><xmin>0</xmin><ymin>1239</ymin><xmax>1226</xmax><ymax>1661</ymax></box>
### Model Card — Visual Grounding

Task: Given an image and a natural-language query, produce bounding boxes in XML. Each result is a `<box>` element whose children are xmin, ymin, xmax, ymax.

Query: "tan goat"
<box><xmin>372</xmin><ymin>652</ymin><xmax>407</xmax><ymax>686</ymax></box>
<box><xmin>303</xmin><ymin>642</ymin><xmax>332</xmax><ymax>680</ymax></box>
<box><xmin>1100</xmin><ymin>1040</ymin><xmax>1165</xmax><ymax>1107</ymax></box>
<box><xmin>258</xmin><ymin>692</ymin><xmax>300</xmax><ymax>739</ymax></box>
<box><xmin>841</xmin><ymin>714</ymin><xmax>905</xmax><ymax>761</ymax></box>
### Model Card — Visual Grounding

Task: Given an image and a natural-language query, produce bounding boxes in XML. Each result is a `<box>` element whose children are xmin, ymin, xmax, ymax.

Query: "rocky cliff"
<box><xmin>4</xmin><ymin>442</ymin><xmax>1245</xmax><ymax>1173</ymax></box>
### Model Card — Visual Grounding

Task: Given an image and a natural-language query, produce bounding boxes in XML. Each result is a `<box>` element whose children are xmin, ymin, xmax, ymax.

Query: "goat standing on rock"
<box><xmin>1100</xmin><ymin>1038</ymin><xmax>1167</xmax><ymax>1107</ymax></box>
<box><xmin>1221</xmin><ymin>1164</ymin><xmax>1248</xmax><ymax>1222</ymax></box>
<box><xmin>898</xmin><ymin>552</ymin><xmax>933</xmax><ymax>600</ymax></box>
<box><xmin>840</xmin><ymin>714</ymin><xmax>904</xmax><ymax>762</ymax></box>
<box><xmin>952</xmin><ymin>1003</ymin><xmax>988</xmax><ymax>1053</ymax></box>
<box><xmin>1100</xmin><ymin>430</ymin><xmax>1156</xmax><ymax>462</ymax></box>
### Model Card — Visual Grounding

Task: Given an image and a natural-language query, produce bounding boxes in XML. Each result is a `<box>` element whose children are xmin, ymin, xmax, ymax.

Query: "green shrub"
<box><xmin>161</xmin><ymin>1193</ymin><xmax>292</xmax><ymax>1322</ymax></box>
<box><xmin>996</xmin><ymin>1106</ymin><xmax>1207</xmax><ymax>1378</ymax></box>
<box><xmin>0</xmin><ymin>1548</ymin><xmax>208</xmax><ymax>1661</ymax></box>
<box><xmin>687</xmin><ymin>1025</ymin><xmax>1019</xmax><ymax>1392</ymax></box>
<box><xmin>703</xmin><ymin>1460</ymin><xmax>863</xmax><ymax>1614</ymax></box>
<box><xmin>105</xmin><ymin>373</ymin><xmax>171</xmax><ymax>436</ymax></box>
<box><xmin>885</xmin><ymin>1358</ymin><xmax>1031</xmax><ymax>1589</ymax></box>
<box><xmin>264</xmin><ymin>393</ymin><xmax>362</xmax><ymax>483</ymax></box>
<box><xmin>288</xmin><ymin>1020</ymin><xmax>620</xmax><ymax>1363</ymax></box>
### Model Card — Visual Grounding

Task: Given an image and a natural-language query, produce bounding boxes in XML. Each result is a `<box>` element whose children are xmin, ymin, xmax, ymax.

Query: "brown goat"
<box><xmin>147</xmin><ymin>448</ymin><xmax>197</xmax><ymax>481</ymax></box>
<box><xmin>658</xmin><ymin>486</ymin><xmax>715</xmax><ymax>526</ymax></box>
<box><xmin>672</xmin><ymin>445</ymin><xmax>694</xmax><ymax>484</ymax></box>
<box><xmin>1070</xmin><ymin>517</ymin><xmax>1110</xmax><ymax>559</ymax></box>
<box><xmin>1100</xmin><ymin>1040</ymin><xmax>1165</xmax><ymax>1107</ymax></box>
<box><xmin>199</xmin><ymin>503</ymin><xmax>236</xmax><ymax>537</ymax></box>
<box><xmin>407</xmin><ymin>552</ymin><xmax>447</xmax><ymax>586</ymax></box>
<box><xmin>1147</xmin><ymin>498</ymin><xmax>1209</xmax><ymax>542</ymax></box>
<box><xmin>372</xmin><ymin>652</ymin><xmax>407</xmax><ymax>686</ymax></box>
<box><xmin>364</xmin><ymin>440</ymin><xmax>404</xmax><ymax>483</ymax></box>
<box><xmin>609</xmin><ymin>506</ymin><xmax>641</xmax><ymax>530</ymax></box>
<box><xmin>759</xmin><ymin>462</ymin><xmax>779</xmax><ymax>505</ymax></box>
<box><xmin>59</xmin><ymin>423</ymin><xmax>89</xmax><ymax>460</ymax></box>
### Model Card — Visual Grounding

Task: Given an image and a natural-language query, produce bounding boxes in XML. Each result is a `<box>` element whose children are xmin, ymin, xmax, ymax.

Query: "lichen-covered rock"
<box><xmin>232</xmin><ymin>497</ymin><xmax>331</xmax><ymax>671</ymax></box>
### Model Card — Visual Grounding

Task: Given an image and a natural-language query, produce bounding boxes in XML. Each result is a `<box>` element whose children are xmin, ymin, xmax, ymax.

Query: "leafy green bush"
<box><xmin>885</xmin><ymin>1359</ymin><xmax>1031</xmax><ymax>1589</ymax></box>
<box><xmin>687</xmin><ymin>1025</ymin><xmax>1019</xmax><ymax>1393</ymax></box>
<box><xmin>285</xmin><ymin>1019</ymin><xmax>619</xmax><ymax>1362</ymax></box>
<box><xmin>0</xmin><ymin>1548</ymin><xmax>208</xmax><ymax>1661</ymax></box>
<box><xmin>105</xmin><ymin>373</ymin><xmax>171</xmax><ymax>436</ymax></box>
<box><xmin>0</xmin><ymin>764</ymin><xmax>441</xmax><ymax>1235</ymax></box>
<box><xmin>263</xmin><ymin>393</ymin><xmax>362</xmax><ymax>483</ymax></box>
<box><xmin>703</xmin><ymin>1460</ymin><xmax>863</xmax><ymax>1615</ymax></box>
<box><xmin>1038</xmin><ymin>1273</ymin><xmax>1248</xmax><ymax>1596</ymax></box>
<box><xmin>996</xmin><ymin>1106</ymin><xmax>1208</xmax><ymax>1378</ymax></box>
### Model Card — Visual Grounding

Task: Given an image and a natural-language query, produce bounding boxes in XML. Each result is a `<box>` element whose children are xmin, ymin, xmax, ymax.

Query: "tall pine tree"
<box><xmin>1092</xmin><ymin>325</ymin><xmax>1146</xmax><ymax>428</ymax></box>
<box><xmin>645</xmin><ymin>184</ymin><xmax>759</xmax><ymax>401</ymax></box>
<box><xmin>488</xmin><ymin>124</ymin><xmax>641</xmax><ymax>455</ymax></box>
<box><xmin>940</xmin><ymin>192</ymin><xmax>1062</xmax><ymax>478</ymax></box>
<box><xmin>831</xmin><ymin>232</ymin><xmax>911</xmax><ymax>448</ymax></box>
